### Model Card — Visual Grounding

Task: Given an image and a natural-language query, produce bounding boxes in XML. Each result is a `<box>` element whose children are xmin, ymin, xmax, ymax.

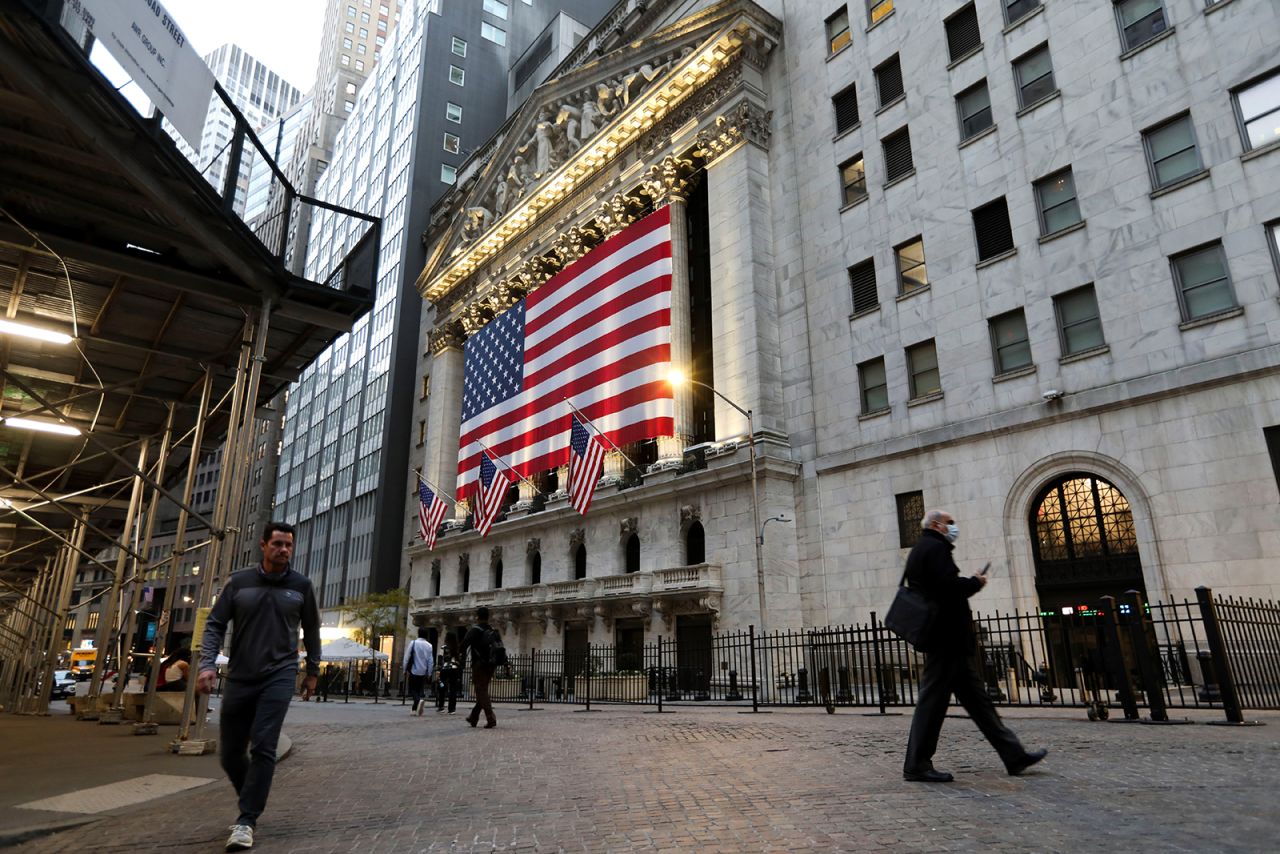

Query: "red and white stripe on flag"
<box><xmin>474</xmin><ymin>452</ymin><xmax>514</xmax><ymax>537</ymax></box>
<box><xmin>569</xmin><ymin>414</ymin><xmax>607</xmax><ymax>515</ymax></box>
<box><xmin>456</xmin><ymin>207</ymin><xmax>674</xmax><ymax>502</ymax></box>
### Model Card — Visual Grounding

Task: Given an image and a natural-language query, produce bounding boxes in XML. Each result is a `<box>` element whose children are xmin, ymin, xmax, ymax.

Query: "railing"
<box><xmin>402</xmin><ymin>587</ymin><xmax>1280</xmax><ymax>722</ymax></box>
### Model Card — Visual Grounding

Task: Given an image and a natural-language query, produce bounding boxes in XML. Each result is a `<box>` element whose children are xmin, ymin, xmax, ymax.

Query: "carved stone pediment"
<box><xmin>620</xmin><ymin>517</ymin><xmax>639</xmax><ymax>539</ymax></box>
<box><xmin>417</xmin><ymin>0</ymin><xmax>782</xmax><ymax>305</ymax></box>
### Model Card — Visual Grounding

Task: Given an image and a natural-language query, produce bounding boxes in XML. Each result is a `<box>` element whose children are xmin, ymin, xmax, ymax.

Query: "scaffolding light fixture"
<box><xmin>1</xmin><ymin>417</ymin><xmax>81</xmax><ymax>436</ymax></box>
<box><xmin>0</xmin><ymin>319</ymin><xmax>73</xmax><ymax>345</ymax></box>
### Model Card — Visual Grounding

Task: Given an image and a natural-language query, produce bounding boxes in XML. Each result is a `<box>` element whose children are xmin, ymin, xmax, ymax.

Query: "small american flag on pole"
<box><xmin>474</xmin><ymin>451</ymin><xmax>514</xmax><ymax>537</ymax></box>
<box><xmin>417</xmin><ymin>478</ymin><xmax>448</xmax><ymax>549</ymax></box>
<box><xmin>457</xmin><ymin>208</ymin><xmax>674</xmax><ymax>503</ymax></box>
<box><xmin>568</xmin><ymin>414</ymin><xmax>607</xmax><ymax>515</ymax></box>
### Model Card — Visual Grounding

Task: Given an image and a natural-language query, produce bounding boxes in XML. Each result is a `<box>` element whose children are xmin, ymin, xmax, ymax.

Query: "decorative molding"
<box><xmin>458</xmin><ymin>552</ymin><xmax>469</xmax><ymax>575</ymax></box>
<box><xmin>693</xmin><ymin>100</ymin><xmax>773</xmax><ymax>166</ymax></box>
<box><xmin>526</xmin><ymin>537</ymin><xmax>541</xmax><ymax>556</ymax></box>
<box><xmin>620</xmin><ymin>517</ymin><xmax>639</xmax><ymax>539</ymax></box>
<box><xmin>680</xmin><ymin>504</ymin><xmax>702</xmax><ymax>526</ymax></box>
<box><xmin>643</xmin><ymin>154</ymin><xmax>699</xmax><ymax>205</ymax></box>
<box><xmin>490</xmin><ymin>546</ymin><xmax>503</xmax><ymax>566</ymax></box>
<box><xmin>430</xmin><ymin>558</ymin><xmax>441</xmax><ymax>575</ymax></box>
<box><xmin>569</xmin><ymin>527</ymin><xmax>586</xmax><ymax>549</ymax></box>
<box><xmin>427</xmin><ymin>323</ymin><xmax>465</xmax><ymax>356</ymax></box>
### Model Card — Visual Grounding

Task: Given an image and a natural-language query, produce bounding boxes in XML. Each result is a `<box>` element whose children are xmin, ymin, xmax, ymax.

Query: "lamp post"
<box><xmin>668</xmin><ymin>371</ymin><xmax>768</xmax><ymax>635</ymax></box>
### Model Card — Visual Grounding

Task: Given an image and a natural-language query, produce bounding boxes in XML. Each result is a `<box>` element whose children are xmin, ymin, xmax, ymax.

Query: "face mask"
<box><xmin>945</xmin><ymin>523</ymin><xmax>959</xmax><ymax>543</ymax></box>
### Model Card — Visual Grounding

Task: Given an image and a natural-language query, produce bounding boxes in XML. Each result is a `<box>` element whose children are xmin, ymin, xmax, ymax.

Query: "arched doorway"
<box><xmin>1029</xmin><ymin>473</ymin><xmax>1147</xmax><ymax>692</ymax></box>
<box><xmin>1029</xmin><ymin>472</ymin><xmax>1145</xmax><ymax>611</ymax></box>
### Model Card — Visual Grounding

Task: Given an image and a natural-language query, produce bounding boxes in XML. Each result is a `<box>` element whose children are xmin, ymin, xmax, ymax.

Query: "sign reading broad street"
<box><xmin>74</xmin><ymin>0</ymin><xmax>214</xmax><ymax>148</ymax></box>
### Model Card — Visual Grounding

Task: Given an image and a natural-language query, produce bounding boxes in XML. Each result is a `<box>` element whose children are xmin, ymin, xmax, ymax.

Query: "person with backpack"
<box><xmin>402</xmin><ymin>627</ymin><xmax>435</xmax><ymax>716</ymax></box>
<box><xmin>459</xmin><ymin>606</ymin><xmax>505</xmax><ymax>729</ymax></box>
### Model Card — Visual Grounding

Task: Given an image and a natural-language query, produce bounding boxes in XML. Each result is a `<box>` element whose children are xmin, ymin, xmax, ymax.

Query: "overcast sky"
<box><xmin>91</xmin><ymin>0</ymin><xmax>326</xmax><ymax>110</ymax></box>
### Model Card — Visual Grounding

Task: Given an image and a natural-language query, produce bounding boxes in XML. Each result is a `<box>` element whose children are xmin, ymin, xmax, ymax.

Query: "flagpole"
<box><xmin>472</xmin><ymin>440</ymin><xmax>541</xmax><ymax>492</ymax></box>
<box><xmin>562</xmin><ymin>398</ymin><xmax>638</xmax><ymax>469</ymax></box>
<box><xmin>411</xmin><ymin>467</ymin><xmax>456</xmax><ymax>503</ymax></box>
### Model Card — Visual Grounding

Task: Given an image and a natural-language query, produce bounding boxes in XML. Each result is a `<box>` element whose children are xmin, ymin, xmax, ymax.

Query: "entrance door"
<box><xmin>1029</xmin><ymin>473</ymin><xmax>1146</xmax><ymax>689</ymax></box>
<box><xmin>675</xmin><ymin>615</ymin><xmax>713</xmax><ymax>695</ymax></box>
<box><xmin>615</xmin><ymin>619</ymin><xmax>644</xmax><ymax>672</ymax></box>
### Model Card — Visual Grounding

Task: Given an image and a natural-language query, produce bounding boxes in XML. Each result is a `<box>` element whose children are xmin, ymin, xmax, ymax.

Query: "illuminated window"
<box><xmin>839</xmin><ymin>154</ymin><xmax>866</xmax><ymax>206</ymax></box>
<box><xmin>868</xmin><ymin>0</ymin><xmax>893</xmax><ymax>26</ymax></box>
<box><xmin>826</xmin><ymin>7</ymin><xmax>851</xmax><ymax>55</ymax></box>
<box><xmin>895</xmin><ymin>236</ymin><xmax>928</xmax><ymax>294</ymax></box>
<box><xmin>1232</xmin><ymin>69</ymin><xmax>1280</xmax><ymax>152</ymax></box>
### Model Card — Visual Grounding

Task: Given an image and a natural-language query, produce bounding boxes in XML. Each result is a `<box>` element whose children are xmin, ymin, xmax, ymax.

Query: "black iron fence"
<box><xmin>402</xmin><ymin>587</ymin><xmax>1278</xmax><ymax>722</ymax></box>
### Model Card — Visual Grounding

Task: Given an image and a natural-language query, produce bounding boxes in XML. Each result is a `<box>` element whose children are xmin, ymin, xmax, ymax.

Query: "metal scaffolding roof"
<box><xmin>0</xmin><ymin>0</ymin><xmax>377</xmax><ymax>615</ymax></box>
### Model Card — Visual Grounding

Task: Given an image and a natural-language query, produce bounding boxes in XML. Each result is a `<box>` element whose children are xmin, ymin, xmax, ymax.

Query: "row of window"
<box><xmin>853</xmin><ymin>224</ymin><xmax>1280</xmax><ymax>416</ymax></box>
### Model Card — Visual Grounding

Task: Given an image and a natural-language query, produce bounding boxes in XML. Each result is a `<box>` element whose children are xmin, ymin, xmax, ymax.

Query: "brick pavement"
<box><xmin>11</xmin><ymin>700</ymin><xmax>1279</xmax><ymax>853</ymax></box>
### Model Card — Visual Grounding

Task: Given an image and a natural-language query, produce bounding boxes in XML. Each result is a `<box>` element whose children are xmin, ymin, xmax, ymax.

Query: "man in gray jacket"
<box><xmin>198</xmin><ymin>521</ymin><xmax>321</xmax><ymax>851</ymax></box>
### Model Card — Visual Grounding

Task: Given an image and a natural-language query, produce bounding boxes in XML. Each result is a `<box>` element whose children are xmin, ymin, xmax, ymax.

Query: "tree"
<box><xmin>339</xmin><ymin>588</ymin><xmax>410</xmax><ymax>649</ymax></box>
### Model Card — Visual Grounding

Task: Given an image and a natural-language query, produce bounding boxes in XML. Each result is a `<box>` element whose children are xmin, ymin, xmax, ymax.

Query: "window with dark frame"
<box><xmin>896</xmin><ymin>491</ymin><xmax>924</xmax><ymax>548</ymax></box>
<box><xmin>1054</xmin><ymin>284</ymin><xmax>1105</xmax><ymax>356</ymax></box>
<box><xmin>882</xmin><ymin>126</ymin><xmax>914</xmax><ymax>182</ymax></box>
<box><xmin>1264</xmin><ymin>425</ymin><xmax>1280</xmax><ymax>501</ymax></box>
<box><xmin>1013</xmin><ymin>44</ymin><xmax>1056</xmax><ymax>109</ymax></box>
<box><xmin>1143</xmin><ymin>113</ymin><xmax>1202</xmax><ymax>189</ymax></box>
<box><xmin>1114</xmin><ymin>0</ymin><xmax>1168</xmax><ymax>52</ymax></box>
<box><xmin>1232</xmin><ymin>69</ymin><xmax>1280</xmax><ymax>152</ymax></box>
<box><xmin>956</xmin><ymin>80</ymin><xmax>994</xmax><ymax>140</ymax></box>
<box><xmin>833</xmin><ymin>83</ymin><xmax>860</xmax><ymax>134</ymax></box>
<box><xmin>868</xmin><ymin>0</ymin><xmax>894</xmax><ymax>25</ymax></box>
<box><xmin>1034</xmin><ymin>168</ymin><xmax>1083</xmax><ymax>235</ymax></box>
<box><xmin>972</xmin><ymin>196</ymin><xmax>1015</xmax><ymax>261</ymax></box>
<box><xmin>1171</xmin><ymin>242</ymin><xmax>1238</xmax><ymax>321</ymax></box>
<box><xmin>945</xmin><ymin>3</ymin><xmax>982</xmax><ymax>63</ymax></box>
<box><xmin>875</xmin><ymin>54</ymin><xmax>904</xmax><ymax>106</ymax></box>
<box><xmin>1268</xmin><ymin>220</ymin><xmax>1280</xmax><ymax>283</ymax></box>
<box><xmin>827</xmin><ymin>7</ymin><xmax>852</xmax><ymax>54</ymax></box>
<box><xmin>840</xmin><ymin>154</ymin><xmax>867</xmax><ymax>206</ymax></box>
<box><xmin>906</xmin><ymin>339</ymin><xmax>941</xmax><ymax>399</ymax></box>
<box><xmin>895</xmin><ymin>236</ymin><xmax>928</xmax><ymax>294</ymax></box>
<box><xmin>848</xmin><ymin>258</ymin><xmax>878</xmax><ymax>314</ymax></box>
<box><xmin>858</xmin><ymin>356</ymin><xmax>889</xmax><ymax>413</ymax></box>
<box><xmin>989</xmin><ymin>309</ymin><xmax>1033</xmax><ymax>374</ymax></box>
<box><xmin>1003</xmin><ymin>0</ymin><xmax>1041</xmax><ymax>26</ymax></box>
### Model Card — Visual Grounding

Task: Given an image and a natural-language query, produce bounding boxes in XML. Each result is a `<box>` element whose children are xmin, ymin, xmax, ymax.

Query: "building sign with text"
<box><xmin>73</xmin><ymin>0</ymin><xmax>214</xmax><ymax>147</ymax></box>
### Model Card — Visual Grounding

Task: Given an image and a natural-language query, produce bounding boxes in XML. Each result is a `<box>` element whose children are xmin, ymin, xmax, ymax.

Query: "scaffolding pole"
<box><xmin>34</xmin><ymin>516</ymin><xmax>87</xmax><ymax>715</ymax></box>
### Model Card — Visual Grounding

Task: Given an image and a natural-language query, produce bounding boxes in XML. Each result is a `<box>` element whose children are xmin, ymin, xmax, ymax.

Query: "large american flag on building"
<box><xmin>417</xmin><ymin>478</ymin><xmax>448</xmax><ymax>550</ymax></box>
<box><xmin>457</xmin><ymin>207</ymin><xmax>674</xmax><ymax>503</ymax></box>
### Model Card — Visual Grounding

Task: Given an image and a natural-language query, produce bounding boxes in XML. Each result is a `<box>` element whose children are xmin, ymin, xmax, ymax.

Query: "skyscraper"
<box><xmin>276</xmin><ymin>0</ymin><xmax>615</xmax><ymax>613</ymax></box>
<box><xmin>169</xmin><ymin>44</ymin><xmax>302</xmax><ymax>219</ymax></box>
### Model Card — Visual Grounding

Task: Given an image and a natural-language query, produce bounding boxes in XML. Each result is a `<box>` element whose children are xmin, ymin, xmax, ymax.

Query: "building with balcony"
<box><xmin>409</xmin><ymin>0</ymin><xmax>1280</xmax><ymax>657</ymax></box>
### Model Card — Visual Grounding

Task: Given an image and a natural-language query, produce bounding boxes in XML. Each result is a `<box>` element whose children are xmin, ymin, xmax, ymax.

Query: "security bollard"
<box><xmin>1196</xmin><ymin>650</ymin><xmax>1222</xmax><ymax>702</ymax></box>
<box><xmin>796</xmin><ymin>667</ymin><xmax>813</xmax><ymax>703</ymax></box>
<box><xmin>725</xmin><ymin>669</ymin><xmax>743</xmax><ymax>701</ymax></box>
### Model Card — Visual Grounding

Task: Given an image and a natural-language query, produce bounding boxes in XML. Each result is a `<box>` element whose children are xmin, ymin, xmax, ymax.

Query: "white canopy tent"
<box><xmin>318</xmin><ymin>637</ymin><xmax>388</xmax><ymax>662</ymax></box>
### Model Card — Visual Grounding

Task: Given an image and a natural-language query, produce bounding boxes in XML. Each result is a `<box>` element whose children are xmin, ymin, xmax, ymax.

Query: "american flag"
<box><xmin>457</xmin><ymin>207</ymin><xmax>674</xmax><ymax>501</ymax></box>
<box><xmin>568</xmin><ymin>414</ymin><xmax>607</xmax><ymax>515</ymax></box>
<box><xmin>417</xmin><ymin>478</ymin><xmax>448</xmax><ymax>549</ymax></box>
<box><xmin>474</xmin><ymin>451</ymin><xmax>514</xmax><ymax>537</ymax></box>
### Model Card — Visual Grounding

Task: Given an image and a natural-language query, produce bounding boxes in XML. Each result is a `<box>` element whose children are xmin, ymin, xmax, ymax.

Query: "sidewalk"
<box><xmin>0</xmin><ymin>699</ymin><xmax>290</xmax><ymax>847</ymax></box>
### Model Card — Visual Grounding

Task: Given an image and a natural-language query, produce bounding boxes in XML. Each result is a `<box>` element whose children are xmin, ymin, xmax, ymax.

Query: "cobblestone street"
<box><xmin>12</xmin><ymin>702</ymin><xmax>1279</xmax><ymax>853</ymax></box>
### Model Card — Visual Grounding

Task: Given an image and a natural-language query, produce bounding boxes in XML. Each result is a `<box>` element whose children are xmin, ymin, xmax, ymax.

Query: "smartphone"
<box><xmin>979</xmin><ymin>562</ymin><xmax>992</xmax><ymax>576</ymax></box>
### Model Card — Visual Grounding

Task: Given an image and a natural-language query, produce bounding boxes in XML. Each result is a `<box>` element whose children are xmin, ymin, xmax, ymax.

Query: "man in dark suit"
<box><xmin>903</xmin><ymin>509</ymin><xmax>1047</xmax><ymax>782</ymax></box>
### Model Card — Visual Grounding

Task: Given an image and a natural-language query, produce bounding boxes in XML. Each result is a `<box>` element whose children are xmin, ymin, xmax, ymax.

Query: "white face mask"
<box><xmin>945</xmin><ymin>523</ymin><xmax>959</xmax><ymax>543</ymax></box>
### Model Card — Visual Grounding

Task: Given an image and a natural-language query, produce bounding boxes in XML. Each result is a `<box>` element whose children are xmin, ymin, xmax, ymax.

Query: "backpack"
<box><xmin>483</xmin><ymin>625</ymin><xmax>508</xmax><ymax>666</ymax></box>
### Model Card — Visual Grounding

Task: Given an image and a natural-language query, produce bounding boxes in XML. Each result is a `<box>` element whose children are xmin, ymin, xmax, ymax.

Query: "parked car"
<box><xmin>49</xmin><ymin>669</ymin><xmax>76</xmax><ymax>700</ymax></box>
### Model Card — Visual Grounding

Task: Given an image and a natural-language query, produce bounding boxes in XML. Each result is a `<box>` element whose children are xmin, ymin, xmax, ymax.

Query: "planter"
<box><xmin>573</xmin><ymin>674</ymin><xmax>647</xmax><ymax>702</ymax></box>
<box><xmin>486</xmin><ymin>676</ymin><xmax>522</xmax><ymax>700</ymax></box>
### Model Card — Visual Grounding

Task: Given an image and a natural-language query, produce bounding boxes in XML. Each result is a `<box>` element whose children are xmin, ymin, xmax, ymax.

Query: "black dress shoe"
<box><xmin>1007</xmin><ymin>748</ymin><xmax>1048</xmax><ymax>776</ymax></box>
<box><xmin>466</xmin><ymin>717</ymin><xmax>478</xmax><ymax>728</ymax></box>
<box><xmin>484</xmin><ymin>721</ymin><xmax>497</xmax><ymax>729</ymax></box>
<box><xmin>903</xmin><ymin>769</ymin><xmax>954</xmax><ymax>783</ymax></box>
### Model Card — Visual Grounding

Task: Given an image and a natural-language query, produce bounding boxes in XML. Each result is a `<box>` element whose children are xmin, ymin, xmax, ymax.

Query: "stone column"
<box><xmin>425</xmin><ymin>323</ymin><xmax>467</xmax><ymax>520</ymax></box>
<box><xmin>646</xmin><ymin>156</ymin><xmax>698</xmax><ymax>466</ymax></box>
<box><xmin>699</xmin><ymin>103</ymin><xmax>782</xmax><ymax>442</ymax></box>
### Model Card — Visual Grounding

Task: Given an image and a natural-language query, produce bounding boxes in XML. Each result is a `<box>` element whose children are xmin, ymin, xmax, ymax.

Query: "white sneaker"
<box><xmin>416</xmin><ymin>703</ymin><xmax>424</xmax><ymax>716</ymax></box>
<box><xmin>225</xmin><ymin>824</ymin><xmax>254</xmax><ymax>851</ymax></box>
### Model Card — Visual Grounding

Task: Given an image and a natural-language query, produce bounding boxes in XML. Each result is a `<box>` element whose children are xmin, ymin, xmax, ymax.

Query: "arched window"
<box><xmin>573</xmin><ymin>544</ymin><xmax>586</xmax><ymax>580</ymax></box>
<box><xmin>493</xmin><ymin>559</ymin><xmax>503</xmax><ymax>589</ymax></box>
<box><xmin>529</xmin><ymin>551</ymin><xmax>541</xmax><ymax>584</ymax></box>
<box><xmin>625</xmin><ymin>534</ymin><xmax>640</xmax><ymax>573</ymax></box>
<box><xmin>431</xmin><ymin>568</ymin><xmax>441</xmax><ymax>597</ymax></box>
<box><xmin>461</xmin><ymin>564</ymin><xmax>470</xmax><ymax>593</ymax></box>
<box><xmin>685</xmin><ymin>521</ymin><xmax>705</xmax><ymax>565</ymax></box>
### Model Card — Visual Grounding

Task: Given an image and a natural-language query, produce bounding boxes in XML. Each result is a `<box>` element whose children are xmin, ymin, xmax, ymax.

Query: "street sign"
<box><xmin>74</xmin><ymin>0</ymin><xmax>214</xmax><ymax>147</ymax></box>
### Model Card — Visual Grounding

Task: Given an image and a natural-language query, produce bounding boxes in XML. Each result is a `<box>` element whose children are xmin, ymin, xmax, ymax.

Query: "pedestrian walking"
<box><xmin>459</xmin><ymin>606</ymin><xmax>504</xmax><ymax>729</ymax></box>
<box><xmin>403</xmin><ymin>627</ymin><xmax>435</xmax><ymax>716</ymax></box>
<box><xmin>902</xmin><ymin>509</ymin><xmax>1047</xmax><ymax>783</ymax></box>
<box><xmin>436</xmin><ymin>639</ymin><xmax>461</xmax><ymax>714</ymax></box>
<box><xmin>197</xmin><ymin>521</ymin><xmax>321</xmax><ymax>851</ymax></box>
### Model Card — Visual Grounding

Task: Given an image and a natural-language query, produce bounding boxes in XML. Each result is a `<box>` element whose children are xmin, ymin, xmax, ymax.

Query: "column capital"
<box><xmin>695</xmin><ymin>101</ymin><xmax>773</xmax><ymax>167</ymax></box>
<box><xmin>644</xmin><ymin>155</ymin><xmax>699</xmax><ymax>206</ymax></box>
<box><xmin>428</xmin><ymin>323</ymin><xmax>466</xmax><ymax>356</ymax></box>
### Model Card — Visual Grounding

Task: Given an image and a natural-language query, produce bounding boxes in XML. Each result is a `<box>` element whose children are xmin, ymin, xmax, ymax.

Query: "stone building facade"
<box><xmin>407</xmin><ymin>0</ymin><xmax>1280</xmax><ymax>651</ymax></box>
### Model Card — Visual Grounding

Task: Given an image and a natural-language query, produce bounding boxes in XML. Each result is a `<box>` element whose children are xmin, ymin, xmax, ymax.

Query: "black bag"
<box><xmin>483</xmin><ymin>626</ymin><xmax>508</xmax><ymax>666</ymax></box>
<box><xmin>884</xmin><ymin>570</ymin><xmax>937</xmax><ymax>652</ymax></box>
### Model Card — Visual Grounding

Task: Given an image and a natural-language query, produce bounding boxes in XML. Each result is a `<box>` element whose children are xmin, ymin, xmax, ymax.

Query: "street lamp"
<box><xmin>668</xmin><ymin>369</ymin><xmax>768</xmax><ymax>635</ymax></box>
